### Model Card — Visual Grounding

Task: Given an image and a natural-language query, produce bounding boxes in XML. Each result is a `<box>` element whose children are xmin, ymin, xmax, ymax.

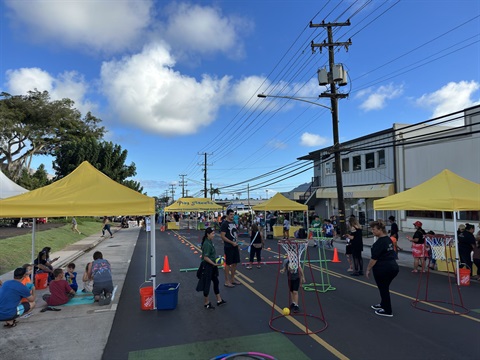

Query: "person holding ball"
<box><xmin>199</xmin><ymin>227</ymin><xmax>227</xmax><ymax>310</ymax></box>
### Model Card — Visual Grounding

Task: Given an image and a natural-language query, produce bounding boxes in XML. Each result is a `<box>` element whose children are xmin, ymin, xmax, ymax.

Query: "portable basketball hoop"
<box><xmin>411</xmin><ymin>235</ymin><xmax>469</xmax><ymax>315</ymax></box>
<box><xmin>303</xmin><ymin>229</ymin><xmax>336</xmax><ymax>293</ymax></box>
<box><xmin>269</xmin><ymin>239</ymin><xmax>327</xmax><ymax>335</ymax></box>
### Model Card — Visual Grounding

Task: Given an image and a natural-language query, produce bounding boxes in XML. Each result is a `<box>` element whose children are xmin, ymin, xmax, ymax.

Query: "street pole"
<box><xmin>310</xmin><ymin>20</ymin><xmax>351</xmax><ymax>236</ymax></box>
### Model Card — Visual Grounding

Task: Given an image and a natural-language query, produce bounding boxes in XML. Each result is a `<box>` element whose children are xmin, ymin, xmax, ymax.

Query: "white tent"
<box><xmin>0</xmin><ymin>169</ymin><xmax>29</xmax><ymax>199</ymax></box>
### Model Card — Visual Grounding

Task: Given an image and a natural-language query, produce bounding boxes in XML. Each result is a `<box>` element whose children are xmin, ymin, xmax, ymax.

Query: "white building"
<box><xmin>299</xmin><ymin>105</ymin><xmax>480</xmax><ymax>233</ymax></box>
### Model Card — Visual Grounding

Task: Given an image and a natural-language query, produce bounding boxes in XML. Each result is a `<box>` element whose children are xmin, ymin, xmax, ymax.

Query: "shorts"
<box><xmin>224</xmin><ymin>246</ymin><xmax>240</xmax><ymax>265</ymax></box>
<box><xmin>16</xmin><ymin>302</ymin><xmax>30</xmax><ymax>317</ymax></box>
<box><xmin>289</xmin><ymin>278</ymin><xmax>300</xmax><ymax>292</ymax></box>
<box><xmin>346</xmin><ymin>244</ymin><xmax>353</xmax><ymax>255</ymax></box>
<box><xmin>92</xmin><ymin>280</ymin><xmax>114</xmax><ymax>296</ymax></box>
<box><xmin>412</xmin><ymin>243</ymin><xmax>426</xmax><ymax>258</ymax></box>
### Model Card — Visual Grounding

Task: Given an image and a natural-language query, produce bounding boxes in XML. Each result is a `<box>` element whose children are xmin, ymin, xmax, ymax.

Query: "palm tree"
<box><xmin>209</xmin><ymin>188</ymin><xmax>221</xmax><ymax>200</ymax></box>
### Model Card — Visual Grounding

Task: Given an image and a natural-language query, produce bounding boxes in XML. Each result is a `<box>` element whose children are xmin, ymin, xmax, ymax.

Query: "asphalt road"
<box><xmin>103</xmin><ymin>228</ymin><xmax>480</xmax><ymax>360</ymax></box>
<box><xmin>0</xmin><ymin>222</ymin><xmax>65</xmax><ymax>240</ymax></box>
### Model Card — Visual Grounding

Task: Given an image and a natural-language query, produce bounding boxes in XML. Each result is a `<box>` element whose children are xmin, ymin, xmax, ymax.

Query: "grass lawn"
<box><xmin>0</xmin><ymin>219</ymin><xmax>103</xmax><ymax>275</ymax></box>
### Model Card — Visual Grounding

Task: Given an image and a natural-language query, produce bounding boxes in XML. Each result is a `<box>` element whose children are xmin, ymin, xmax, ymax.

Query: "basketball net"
<box><xmin>279</xmin><ymin>239</ymin><xmax>308</xmax><ymax>270</ymax></box>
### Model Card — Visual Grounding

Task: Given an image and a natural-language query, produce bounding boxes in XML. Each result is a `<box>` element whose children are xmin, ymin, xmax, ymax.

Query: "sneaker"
<box><xmin>293</xmin><ymin>305</ymin><xmax>300</xmax><ymax>313</ymax></box>
<box><xmin>289</xmin><ymin>302</ymin><xmax>295</xmax><ymax>310</ymax></box>
<box><xmin>204</xmin><ymin>302</ymin><xmax>215</xmax><ymax>310</ymax></box>
<box><xmin>217</xmin><ymin>299</ymin><xmax>227</xmax><ymax>306</ymax></box>
<box><xmin>98</xmin><ymin>295</ymin><xmax>106</xmax><ymax>306</ymax></box>
<box><xmin>104</xmin><ymin>293</ymin><xmax>112</xmax><ymax>305</ymax></box>
<box><xmin>375</xmin><ymin>309</ymin><xmax>393</xmax><ymax>317</ymax></box>
<box><xmin>371</xmin><ymin>304</ymin><xmax>383</xmax><ymax>310</ymax></box>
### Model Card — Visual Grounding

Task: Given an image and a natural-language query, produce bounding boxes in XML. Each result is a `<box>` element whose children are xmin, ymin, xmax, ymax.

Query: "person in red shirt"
<box><xmin>42</xmin><ymin>269</ymin><xmax>76</xmax><ymax>307</ymax></box>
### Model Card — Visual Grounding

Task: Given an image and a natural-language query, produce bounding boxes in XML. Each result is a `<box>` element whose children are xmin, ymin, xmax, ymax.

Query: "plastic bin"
<box><xmin>35</xmin><ymin>273</ymin><xmax>49</xmax><ymax>290</ymax></box>
<box><xmin>155</xmin><ymin>283</ymin><xmax>180</xmax><ymax>310</ymax></box>
<box><xmin>459</xmin><ymin>267</ymin><xmax>470</xmax><ymax>286</ymax></box>
<box><xmin>139</xmin><ymin>283</ymin><xmax>154</xmax><ymax>310</ymax></box>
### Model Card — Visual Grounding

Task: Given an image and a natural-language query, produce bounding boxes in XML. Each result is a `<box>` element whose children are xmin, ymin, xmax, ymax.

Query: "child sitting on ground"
<box><xmin>42</xmin><ymin>268</ymin><xmax>76</xmax><ymax>306</ymax></box>
<box><xmin>82</xmin><ymin>262</ymin><xmax>93</xmax><ymax>293</ymax></box>
<box><xmin>280</xmin><ymin>259</ymin><xmax>305</xmax><ymax>313</ymax></box>
<box><xmin>21</xmin><ymin>263</ymin><xmax>36</xmax><ymax>302</ymax></box>
<box><xmin>65</xmin><ymin>262</ymin><xmax>78</xmax><ymax>292</ymax></box>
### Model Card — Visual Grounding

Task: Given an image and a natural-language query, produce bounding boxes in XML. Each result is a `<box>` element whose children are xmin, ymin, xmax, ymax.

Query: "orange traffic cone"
<box><xmin>161</xmin><ymin>255</ymin><xmax>172</xmax><ymax>273</ymax></box>
<box><xmin>332</xmin><ymin>248</ymin><xmax>341</xmax><ymax>263</ymax></box>
<box><xmin>160</xmin><ymin>225</ymin><xmax>165</xmax><ymax>232</ymax></box>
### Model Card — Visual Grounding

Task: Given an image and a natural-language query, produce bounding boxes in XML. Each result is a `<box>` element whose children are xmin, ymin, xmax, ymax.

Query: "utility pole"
<box><xmin>179</xmin><ymin>174</ymin><xmax>187</xmax><ymax>198</ymax></box>
<box><xmin>198</xmin><ymin>152</ymin><xmax>212</xmax><ymax>198</ymax></box>
<box><xmin>170</xmin><ymin>184</ymin><xmax>175</xmax><ymax>202</ymax></box>
<box><xmin>310</xmin><ymin>20</ymin><xmax>351</xmax><ymax>236</ymax></box>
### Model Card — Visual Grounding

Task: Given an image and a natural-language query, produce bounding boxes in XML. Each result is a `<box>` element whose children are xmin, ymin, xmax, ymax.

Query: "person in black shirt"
<box><xmin>388</xmin><ymin>216</ymin><xmax>402</xmax><ymax>251</ymax></box>
<box><xmin>407</xmin><ymin>221</ymin><xmax>426</xmax><ymax>272</ymax></box>
<box><xmin>366</xmin><ymin>220</ymin><xmax>399</xmax><ymax>317</ymax></box>
<box><xmin>458</xmin><ymin>223</ymin><xmax>476</xmax><ymax>276</ymax></box>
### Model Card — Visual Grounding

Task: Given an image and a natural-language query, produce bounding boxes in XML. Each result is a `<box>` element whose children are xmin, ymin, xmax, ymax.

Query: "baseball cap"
<box><xmin>413</xmin><ymin>221</ymin><xmax>423</xmax><ymax>227</ymax></box>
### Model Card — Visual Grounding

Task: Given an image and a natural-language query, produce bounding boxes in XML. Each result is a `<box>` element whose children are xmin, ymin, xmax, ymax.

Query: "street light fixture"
<box><xmin>257</xmin><ymin>92</ymin><xmax>347</xmax><ymax>235</ymax></box>
<box><xmin>257</xmin><ymin>93</ymin><xmax>332</xmax><ymax>112</ymax></box>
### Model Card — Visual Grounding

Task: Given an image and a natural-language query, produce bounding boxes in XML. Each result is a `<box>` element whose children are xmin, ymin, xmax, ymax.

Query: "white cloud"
<box><xmin>160</xmin><ymin>3</ymin><xmax>253</xmax><ymax>61</ymax></box>
<box><xmin>4</xmin><ymin>0</ymin><xmax>153</xmax><ymax>53</ymax></box>
<box><xmin>228</xmin><ymin>76</ymin><xmax>269</xmax><ymax>105</ymax></box>
<box><xmin>300</xmin><ymin>132</ymin><xmax>329</xmax><ymax>147</ymax></box>
<box><xmin>100</xmin><ymin>43</ymin><xmax>231</xmax><ymax>136</ymax></box>
<box><xmin>4</xmin><ymin>67</ymin><xmax>95</xmax><ymax>114</ymax></box>
<box><xmin>416</xmin><ymin>81</ymin><xmax>480</xmax><ymax>118</ymax></box>
<box><xmin>357</xmin><ymin>83</ymin><xmax>404</xmax><ymax>111</ymax></box>
<box><xmin>267</xmin><ymin>139</ymin><xmax>287</xmax><ymax>149</ymax></box>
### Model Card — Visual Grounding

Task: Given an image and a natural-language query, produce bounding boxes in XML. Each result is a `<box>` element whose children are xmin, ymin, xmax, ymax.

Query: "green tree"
<box><xmin>17</xmin><ymin>164</ymin><xmax>52</xmax><ymax>190</ymax></box>
<box><xmin>53</xmin><ymin>138</ymin><xmax>143</xmax><ymax>193</ymax></box>
<box><xmin>0</xmin><ymin>90</ymin><xmax>105</xmax><ymax>180</ymax></box>
<box><xmin>209</xmin><ymin>187</ymin><xmax>221</xmax><ymax>200</ymax></box>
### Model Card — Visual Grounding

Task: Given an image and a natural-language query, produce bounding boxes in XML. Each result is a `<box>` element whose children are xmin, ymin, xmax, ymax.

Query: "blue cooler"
<box><xmin>155</xmin><ymin>283</ymin><xmax>180</xmax><ymax>310</ymax></box>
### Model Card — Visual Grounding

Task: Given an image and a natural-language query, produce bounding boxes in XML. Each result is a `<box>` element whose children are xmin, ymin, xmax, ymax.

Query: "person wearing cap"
<box><xmin>0</xmin><ymin>268</ymin><xmax>36</xmax><ymax>328</ymax></box>
<box><xmin>406</xmin><ymin>221</ymin><xmax>427</xmax><ymax>273</ymax></box>
<box><xmin>458</xmin><ymin>223</ymin><xmax>476</xmax><ymax>276</ymax></box>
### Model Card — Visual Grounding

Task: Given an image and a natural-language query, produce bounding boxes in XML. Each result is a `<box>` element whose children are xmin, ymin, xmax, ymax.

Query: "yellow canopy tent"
<box><xmin>373</xmin><ymin>169</ymin><xmax>480</xmax><ymax>285</ymax></box>
<box><xmin>0</xmin><ymin>161</ymin><xmax>154</xmax><ymax>217</ymax></box>
<box><xmin>253</xmin><ymin>193</ymin><xmax>307</xmax><ymax>211</ymax></box>
<box><xmin>0</xmin><ymin>161</ymin><xmax>160</xmax><ymax>303</ymax></box>
<box><xmin>164</xmin><ymin>197</ymin><xmax>222</xmax><ymax>212</ymax></box>
<box><xmin>164</xmin><ymin>197</ymin><xmax>222</xmax><ymax>230</ymax></box>
<box><xmin>373</xmin><ymin>169</ymin><xmax>480</xmax><ymax>211</ymax></box>
<box><xmin>253</xmin><ymin>193</ymin><xmax>307</xmax><ymax>238</ymax></box>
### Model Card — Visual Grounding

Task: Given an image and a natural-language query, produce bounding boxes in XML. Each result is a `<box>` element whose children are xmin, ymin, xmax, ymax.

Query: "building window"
<box><xmin>378</xmin><ymin>150</ymin><xmax>385</xmax><ymax>166</ymax></box>
<box><xmin>332</xmin><ymin>161</ymin><xmax>336</xmax><ymax>173</ymax></box>
<box><xmin>325</xmin><ymin>162</ymin><xmax>331</xmax><ymax>174</ymax></box>
<box><xmin>342</xmin><ymin>158</ymin><xmax>349</xmax><ymax>172</ymax></box>
<box><xmin>366</xmin><ymin>152</ymin><xmax>375</xmax><ymax>169</ymax></box>
<box><xmin>353</xmin><ymin>156</ymin><xmax>361</xmax><ymax>171</ymax></box>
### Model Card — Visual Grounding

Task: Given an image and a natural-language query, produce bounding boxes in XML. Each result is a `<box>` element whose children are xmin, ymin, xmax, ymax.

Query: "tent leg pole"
<box><xmin>150</xmin><ymin>214</ymin><xmax>157</xmax><ymax>309</ymax></box>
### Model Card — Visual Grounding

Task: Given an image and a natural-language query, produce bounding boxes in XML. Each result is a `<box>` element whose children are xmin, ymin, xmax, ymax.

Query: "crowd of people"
<box><xmin>0</xmin><ymin>245</ymin><xmax>114</xmax><ymax>328</ymax></box>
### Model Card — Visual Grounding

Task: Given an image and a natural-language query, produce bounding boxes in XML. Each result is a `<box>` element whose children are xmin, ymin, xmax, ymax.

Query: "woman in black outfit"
<box><xmin>346</xmin><ymin>217</ymin><xmax>363</xmax><ymax>276</ymax></box>
<box><xmin>366</xmin><ymin>220</ymin><xmax>399</xmax><ymax>317</ymax></box>
<box><xmin>458</xmin><ymin>223</ymin><xmax>476</xmax><ymax>276</ymax></box>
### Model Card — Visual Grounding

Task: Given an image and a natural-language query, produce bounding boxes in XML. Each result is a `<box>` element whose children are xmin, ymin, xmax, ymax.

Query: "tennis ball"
<box><xmin>168</xmin><ymin>287</ymin><xmax>175</xmax><ymax>290</ymax></box>
<box><xmin>215</xmin><ymin>256</ymin><xmax>224</xmax><ymax>265</ymax></box>
<box><xmin>283</xmin><ymin>307</ymin><xmax>290</xmax><ymax>316</ymax></box>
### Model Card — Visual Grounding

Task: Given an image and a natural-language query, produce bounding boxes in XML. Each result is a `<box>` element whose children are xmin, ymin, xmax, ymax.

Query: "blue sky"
<box><xmin>1</xmin><ymin>0</ymin><xmax>479</xmax><ymax>200</ymax></box>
